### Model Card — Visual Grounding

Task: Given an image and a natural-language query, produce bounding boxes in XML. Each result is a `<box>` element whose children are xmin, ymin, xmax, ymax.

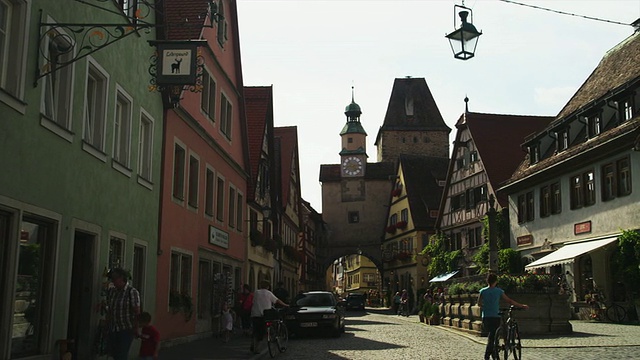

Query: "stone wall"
<box><xmin>438</xmin><ymin>293</ymin><xmax>573</xmax><ymax>336</ymax></box>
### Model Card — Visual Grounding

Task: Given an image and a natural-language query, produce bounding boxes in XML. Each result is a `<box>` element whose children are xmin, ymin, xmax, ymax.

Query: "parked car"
<box><xmin>285</xmin><ymin>291</ymin><xmax>346</xmax><ymax>337</ymax></box>
<box><xmin>345</xmin><ymin>293</ymin><xmax>366</xmax><ymax>311</ymax></box>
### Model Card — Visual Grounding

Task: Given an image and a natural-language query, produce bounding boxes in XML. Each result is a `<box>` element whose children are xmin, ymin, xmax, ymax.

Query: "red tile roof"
<box><xmin>162</xmin><ymin>0</ymin><xmax>209</xmax><ymax>40</ymax></box>
<box><xmin>244</xmin><ymin>86</ymin><xmax>273</xmax><ymax>200</ymax></box>
<box><xmin>274</xmin><ymin>126</ymin><xmax>299</xmax><ymax>207</ymax></box>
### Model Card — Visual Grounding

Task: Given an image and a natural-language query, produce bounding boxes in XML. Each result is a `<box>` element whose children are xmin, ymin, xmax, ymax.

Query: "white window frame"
<box><xmin>169</xmin><ymin>249</ymin><xmax>193</xmax><ymax>297</ymax></box>
<box><xmin>137</xmin><ymin>108</ymin><xmax>155</xmax><ymax>186</ymax></box>
<box><xmin>83</xmin><ymin>57</ymin><xmax>109</xmax><ymax>153</ymax></box>
<box><xmin>109</xmin><ymin>233</ymin><xmax>126</xmax><ymax>269</ymax></box>
<box><xmin>113</xmin><ymin>85</ymin><xmax>133</xmax><ymax>170</ymax></box>
<box><xmin>40</xmin><ymin>16</ymin><xmax>75</xmax><ymax>135</ymax></box>
<box><xmin>0</xmin><ymin>0</ymin><xmax>29</xmax><ymax>113</ymax></box>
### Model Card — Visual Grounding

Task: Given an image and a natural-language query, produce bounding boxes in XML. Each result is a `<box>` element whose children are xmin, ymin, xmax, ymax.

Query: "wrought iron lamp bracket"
<box><xmin>34</xmin><ymin>0</ymin><xmax>223</xmax><ymax>86</ymax></box>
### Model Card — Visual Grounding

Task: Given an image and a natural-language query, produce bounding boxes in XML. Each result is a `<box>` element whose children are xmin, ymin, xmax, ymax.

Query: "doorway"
<box><xmin>67</xmin><ymin>231</ymin><xmax>95</xmax><ymax>359</ymax></box>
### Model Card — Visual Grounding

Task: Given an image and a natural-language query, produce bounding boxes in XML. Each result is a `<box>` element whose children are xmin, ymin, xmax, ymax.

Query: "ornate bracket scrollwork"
<box><xmin>35</xmin><ymin>0</ymin><xmax>223</xmax><ymax>85</ymax></box>
<box><xmin>148</xmin><ymin>48</ymin><xmax>205</xmax><ymax>107</ymax></box>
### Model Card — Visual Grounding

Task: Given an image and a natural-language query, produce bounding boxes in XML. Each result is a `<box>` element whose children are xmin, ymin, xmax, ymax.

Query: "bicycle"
<box><xmin>263</xmin><ymin>308</ymin><xmax>289</xmax><ymax>358</ymax></box>
<box><xmin>398</xmin><ymin>300</ymin><xmax>409</xmax><ymax>317</ymax></box>
<box><xmin>590</xmin><ymin>299</ymin><xmax>627</xmax><ymax>323</ymax></box>
<box><xmin>494</xmin><ymin>305</ymin><xmax>524</xmax><ymax>360</ymax></box>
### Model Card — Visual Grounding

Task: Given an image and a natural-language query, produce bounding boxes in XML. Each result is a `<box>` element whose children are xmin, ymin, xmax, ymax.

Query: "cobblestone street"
<box><xmin>271</xmin><ymin>310</ymin><xmax>640</xmax><ymax>360</ymax></box>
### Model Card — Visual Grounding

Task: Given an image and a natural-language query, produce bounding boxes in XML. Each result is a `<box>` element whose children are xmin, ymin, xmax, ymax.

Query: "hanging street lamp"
<box><xmin>445</xmin><ymin>3</ymin><xmax>482</xmax><ymax>60</ymax></box>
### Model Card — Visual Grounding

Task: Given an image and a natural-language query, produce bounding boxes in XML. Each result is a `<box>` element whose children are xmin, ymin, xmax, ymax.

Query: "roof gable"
<box><xmin>399</xmin><ymin>155</ymin><xmax>449</xmax><ymax>228</ymax></box>
<box><xmin>244</xmin><ymin>86</ymin><xmax>273</xmax><ymax>201</ymax></box>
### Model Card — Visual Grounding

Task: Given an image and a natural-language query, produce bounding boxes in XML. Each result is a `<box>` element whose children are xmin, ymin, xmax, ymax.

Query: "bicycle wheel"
<box><xmin>493</xmin><ymin>327</ymin><xmax>506</xmax><ymax>360</ymax></box>
<box><xmin>606</xmin><ymin>304</ymin><xmax>626</xmax><ymax>323</ymax></box>
<box><xmin>266</xmin><ymin>325</ymin><xmax>278</xmax><ymax>358</ymax></box>
<box><xmin>510</xmin><ymin>324</ymin><xmax>522</xmax><ymax>360</ymax></box>
<box><xmin>277</xmin><ymin>323</ymin><xmax>288</xmax><ymax>352</ymax></box>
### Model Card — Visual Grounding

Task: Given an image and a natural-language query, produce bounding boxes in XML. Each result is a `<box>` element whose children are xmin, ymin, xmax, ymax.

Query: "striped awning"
<box><xmin>429</xmin><ymin>270</ymin><xmax>459</xmax><ymax>282</ymax></box>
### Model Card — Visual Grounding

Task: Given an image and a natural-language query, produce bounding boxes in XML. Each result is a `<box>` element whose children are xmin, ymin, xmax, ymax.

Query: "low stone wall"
<box><xmin>438</xmin><ymin>293</ymin><xmax>573</xmax><ymax>336</ymax></box>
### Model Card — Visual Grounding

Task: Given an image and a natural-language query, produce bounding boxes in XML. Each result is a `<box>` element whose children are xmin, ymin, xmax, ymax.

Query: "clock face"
<box><xmin>342</xmin><ymin>156</ymin><xmax>363</xmax><ymax>176</ymax></box>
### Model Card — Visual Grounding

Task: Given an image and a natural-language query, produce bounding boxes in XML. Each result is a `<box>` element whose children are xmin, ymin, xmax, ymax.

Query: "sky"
<box><xmin>236</xmin><ymin>0</ymin><xmax>640</xmax><ymax>213</ymax></box>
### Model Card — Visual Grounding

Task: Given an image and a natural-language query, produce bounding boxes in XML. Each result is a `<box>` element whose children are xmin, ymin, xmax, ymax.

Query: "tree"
<box><xmin>613</xmin><ymin>229</ymin><xmax>640</xmax><ymax>298</ymax></box>
<box><xmin>420</xmin><ymin>232</ymin><xmax>462</xmax><ymax>279</ymax></box>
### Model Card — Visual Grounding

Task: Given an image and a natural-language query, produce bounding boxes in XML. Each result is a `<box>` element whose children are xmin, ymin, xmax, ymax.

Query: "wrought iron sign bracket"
<box><xmin>34</xmin><ymin>0</ymin><xmax>223</xmax><ymax>86</ymax></box>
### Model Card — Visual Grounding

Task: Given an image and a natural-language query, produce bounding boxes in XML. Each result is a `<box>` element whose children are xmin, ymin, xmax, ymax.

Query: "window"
<box><xmin>551</xmin><ymin>182</ymin><xmax>562</xmax><ymax>214</ymax></box>
<box><xmin>618</xmin><ymin>157</ymin><xmax>631</xmax><ymax>196</ymax></box>
<box><xmin>348</xmin><ymin>137</ymin><xmax>353</xmax><ymax>143</ymax></box>
<box><xmin>584</xmin><ymin>171</ymin><xmax>596</xmax><ymax>206</ymax></box>
<box><xmin>620</xmin><ymin>98</ymin><xmax>634</xmax><ymax>121</ymax></box>
<box><xmin>228</xmin><ymin>186</ymin><xmax>236</xmax><ymax>228</ymax></box>
<box><xmin>348</xmin><ymin>211</ymin><xmax>359</xmax><ymax>223</ymax></box>
<box><xmin>540</xmin><ymin>185</ymin><xmax>550</xmax><ymax>217</ymax></box>
<box><xmin>109</xmin><ymin>236</ymin><xmax>125</xmax><ymax>269</ymax></box>
<box><xmin>587</xmin><ymin>115</ymin><xmax>601</xmax><ymax>138</ymax></box>
<box><xmin>465</xmin><ymin>188</ymin><xmax>475</xmax><ymax>210</ymax></box>
<box><xmin>41</xmin><ymin>24</ymin><xmax>74</xmax><ymax>129</ymax></box>
<box><xmin>456</xmin><ymin>157</ymin><xmax>466</xmax><ymax>170</ymax></box>
<box><xmin>529</xmin><ymin>144</ymin><xmax>540</xmax><ymax>165</ymax></box>
<box><xmin>557</xmin><ymin>129</ymin><xmax>569</xmax><ymax>151</ymax></box>
<box><xmin>84</xmin><ymin>59</ymin><xmax>108</xmax><ymax>150</ymax></box>
<box><xmin>132</xmin><ymin>244</ymin><xmax>146</xmax><ymax>300</ymax></box>
<box><xmin>0</xmin><ymin>0</ymin><xmax>28</xmax><ymax>103</ymax></box>
<box><xmin>220</xmin><ymin>93</ymin><xmax>232</xmax><ymax>138</ymax></box>
<box><xmin>201</xmin><ymin>70</ymin><xmax>216</xmax><ymax>119</ymax></box>
<box><xmin>205</xmin><ymin>168</ymin><xmax>214</xmax><ymax>216</ymax></box>
<box><xmin>188</xmin><ymin>154</ymin><xmax>199</xmax><ymax>208</ymax></box>
<box><xmin>400</xmin><ymin>208</ymin><xmax>408</xmax><ymax>222</ymax></box>
<box><xmin>138</xmin><ymin>111</ymin><xmax>154</xmax><ymax>181</ymax></box>
<box><xmin>517</xmin><ymin>191</ymin><xmax>534</xmax><ymax>223</ymax></box>
<box><xmin>389</xmin><ymin>213</ymin><xmax>398</xmax><ymax>226</ymax></box>
<box><xmin>601</xmin><ymin>158</ymin><xmax>631</xmax><ymax>201</ymax></box>
<box><xmin>172</xmin><ymin>143</ymin><xmax>186</xmax><ymax>200</ymax></box>
<box><xmin>113</xmin><ymin>89</ymin><xmax>132</xmax><ymax>167</ymax></box>
<box><xmin>570</xmin><ymin>174</ymin><xmax>583</xmax><ymax>209</ymax></box>
<box><xmin>468</xmin><ymin>227</ymin><xmax>482</xmax><ymax>248</ymax></box>
<box><xmin>117</xmin><ymin>0</ymin><xmax>137</xmax><ymax>20</ymax></box>
<box><xmin>216</xmin><ymin>0</ymin><xmax>227</xmax><ymax>46</ymax></box>
<box><xmin>170</xmin><ymin>251</ymin><xmax>192</xmax><ymax>295</ymax></box>
<box><xmin>236</xmin><ymin>193</ymin><xmax>243</xmax><ymax>231</ymax></box>
<box><xmin>11</xmin><ymin>217</ymin><xmax>56</xmax><ymax>358</ymax></box>
<box><xmin>216</xmin><ymin>176</ymin><xmax>225</xmax><ymax>221</ymax></box>
<box><xmin>474</xmin><ymin>185</ymin><xmax>488</xmax><ymax>202</ymax></box>
<box><xmin>470</xmin><ymin>151</ymin><xmax>478</xmax><ymax>162</ymax></box>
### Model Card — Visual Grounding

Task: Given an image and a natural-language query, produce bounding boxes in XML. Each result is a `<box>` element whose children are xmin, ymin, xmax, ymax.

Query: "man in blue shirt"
<box><xmin>477</xmin><ymin>273</ymin><xmax>528</xmax><ymax>360</ymax></box>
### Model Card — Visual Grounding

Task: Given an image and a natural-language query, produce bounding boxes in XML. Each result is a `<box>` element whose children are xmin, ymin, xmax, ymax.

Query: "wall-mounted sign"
<box><xmin>209</xmin><ymin>225</ymin><xmax>229</xmax><ymax>249</ymax></box>
<box><xmin>574</xmin><ymin>221</ymin><xmax>592</xmax><ymax>235</ymax></box>
<box><xmin>517</xmin><ymin>235</ymin><xmax>533</xmax><ymax>246</ymax></box>
<box><xmin>155</xmin><ymin>41</ymin><xmax>201</xmax><ymax>86</ymax></box>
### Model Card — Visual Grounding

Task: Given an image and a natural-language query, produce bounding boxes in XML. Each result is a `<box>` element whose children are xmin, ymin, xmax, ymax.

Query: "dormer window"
<box><xmin>557</xmin><ymin>129</ymin><xmax>569</xmax><ymax>151</ymax></box>
<box><xmin>620</xmin><ymin>98</ymin><xmax>634</xmax><ymax>121</ymax></box>
<box><xmin>587</xmin><ymin>115</ymin><xmax>601</xmax><ymax>138</ymax></box>
<box><xmin>529</xmin><ymin>144</ymin><xmax>540</xmax><ymax>165</ymax></box>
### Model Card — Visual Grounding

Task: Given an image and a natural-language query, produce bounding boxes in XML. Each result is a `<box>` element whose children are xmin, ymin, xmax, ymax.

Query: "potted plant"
<box><xmin>429</xmin><ymin>303</ymin><xmax>440</xmax><ymax>325</ymax></box>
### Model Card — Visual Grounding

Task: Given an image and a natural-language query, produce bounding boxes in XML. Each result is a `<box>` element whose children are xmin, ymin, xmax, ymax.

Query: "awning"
<box><xmin>429</xmin><ymin>270</ymin><xmax>459</xmax><ymax>282</ymax></box>
<box><xmin>525</xmin><ymin>236</ymin><xmax>618</xmax><ymax>269</ymax></box>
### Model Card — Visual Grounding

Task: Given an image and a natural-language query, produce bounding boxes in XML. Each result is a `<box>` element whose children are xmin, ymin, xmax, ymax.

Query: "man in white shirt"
<box><xmin>250</xmin><ymin>280</ymin><xmax>288</xmax><ymax>354</ymax></box>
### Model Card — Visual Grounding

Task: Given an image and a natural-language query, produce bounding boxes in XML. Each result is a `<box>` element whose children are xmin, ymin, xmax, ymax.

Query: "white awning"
<box><xmin>429</xmin><ymin>270</ymin><xmax>459</xmax><ymax>282</ymax></box>
<box><xmin>525</xmin><ymin>237</ymin><xmax>618</xmax><ymax>269</ymax></box>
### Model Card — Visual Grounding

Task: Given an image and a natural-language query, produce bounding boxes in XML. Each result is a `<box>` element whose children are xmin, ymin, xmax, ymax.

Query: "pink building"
<box><xmin>155</xmin><ymin>0</ymin><xmax>249</xmax><ymax>342</ymax></box>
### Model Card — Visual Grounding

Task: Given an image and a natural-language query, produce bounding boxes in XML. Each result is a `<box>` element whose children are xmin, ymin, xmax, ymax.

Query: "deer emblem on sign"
<box><xmin>171</xmin><ymin>58</ymin><xmax>182</xmax><ymax>74</ymax></box>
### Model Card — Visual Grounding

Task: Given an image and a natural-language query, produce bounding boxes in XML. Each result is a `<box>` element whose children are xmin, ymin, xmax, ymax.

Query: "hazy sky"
<box><xmin>237</xmin><ymin>0</ymin><xmax>640</xmax><ymax>213</ymax></box>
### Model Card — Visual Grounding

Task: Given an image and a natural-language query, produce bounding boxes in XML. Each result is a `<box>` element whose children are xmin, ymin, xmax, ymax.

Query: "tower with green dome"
<box><xmin>340</xmin><ymin>89</ymin><xmax>368</xmax><ymax>177</ymax></box>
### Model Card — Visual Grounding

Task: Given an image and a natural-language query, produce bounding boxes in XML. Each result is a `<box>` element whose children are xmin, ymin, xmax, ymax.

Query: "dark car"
<box><xmin>345</xmin><ymin>293</ymin><xmax>366</xmax><ymax>311</ymax></box>
<box><xmin>285</xmin><ymin>291</ymin><xmax>345</xmax><ymax>337</ymax></box>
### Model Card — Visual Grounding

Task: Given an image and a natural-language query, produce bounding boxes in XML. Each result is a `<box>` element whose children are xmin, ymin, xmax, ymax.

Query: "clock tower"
<box><xmin>340</xmin><ymin>89</ymin><xmax>367</xmax><ymax>178</ymax></box>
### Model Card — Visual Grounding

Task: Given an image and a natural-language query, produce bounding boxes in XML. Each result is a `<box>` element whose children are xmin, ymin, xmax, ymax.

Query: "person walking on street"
<box><xmin>392</xmin><ymin>292</ymin><xmax>401</xmax><ymax>314</ymax></box>
<box><xmin>107</xmin><ymin>268</ymin><xmax>141</xmax><ymax>360</ymax></box>
<box><xmin>138</xmin><ymin>311</ymin><xmax>160</xmax><ymax>360</ymax></box>
<box><xmin>238</xmin><ymin>284</ymin><xmax>254</xmax><ymax>335</ymax></box>
<box><xmin>250</xmin><ymin>280</ymin><xmax>288</xmax><ymax>354</ymax></box>
<box><xmin>478</xmin><ymin>273</ymin><xmax>529</xmax><ymax>360</ymax></box>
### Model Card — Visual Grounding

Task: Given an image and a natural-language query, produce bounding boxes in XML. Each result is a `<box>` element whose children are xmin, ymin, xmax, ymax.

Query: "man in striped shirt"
<box><xmin>107</xmin><ymin>268</ymin><xmax>141</xmax><ymax>360</ymax></box>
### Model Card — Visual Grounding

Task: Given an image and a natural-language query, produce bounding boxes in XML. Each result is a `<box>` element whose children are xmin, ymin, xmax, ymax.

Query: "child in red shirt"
<box><xmin>138</xmin><ymin>311</ymin><xmax>160</xmax><ymax>360</ymax></box>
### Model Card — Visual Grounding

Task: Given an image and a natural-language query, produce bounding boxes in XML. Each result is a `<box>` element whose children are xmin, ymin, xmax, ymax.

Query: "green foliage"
<box><xmin>496</xmin><ymin>273</ymin><xmax>556</xmax><ymax>293</ymax></box>
<box><xmin>419</xmin><ymin>233</ymin><xmax>462</xmax><ymax>279</ymax></box>
<box><xmin>614</xmin><ymin>229</ymin><xmax>640</xmax><ymax>294</ymax></box>
<box><xmin>473</xmin><ymin>243</ymin><xmax>490</xmax><ymax>274</ymax></box>
<box><xmin>169</xmin><ymin>291</ymin><xmax>194</xmax><ymax>321</ymax></box>
<box><xmin>498</xmin><ymin>248</ymin><xmax>523</xmax><ymax>274</ymax></box>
